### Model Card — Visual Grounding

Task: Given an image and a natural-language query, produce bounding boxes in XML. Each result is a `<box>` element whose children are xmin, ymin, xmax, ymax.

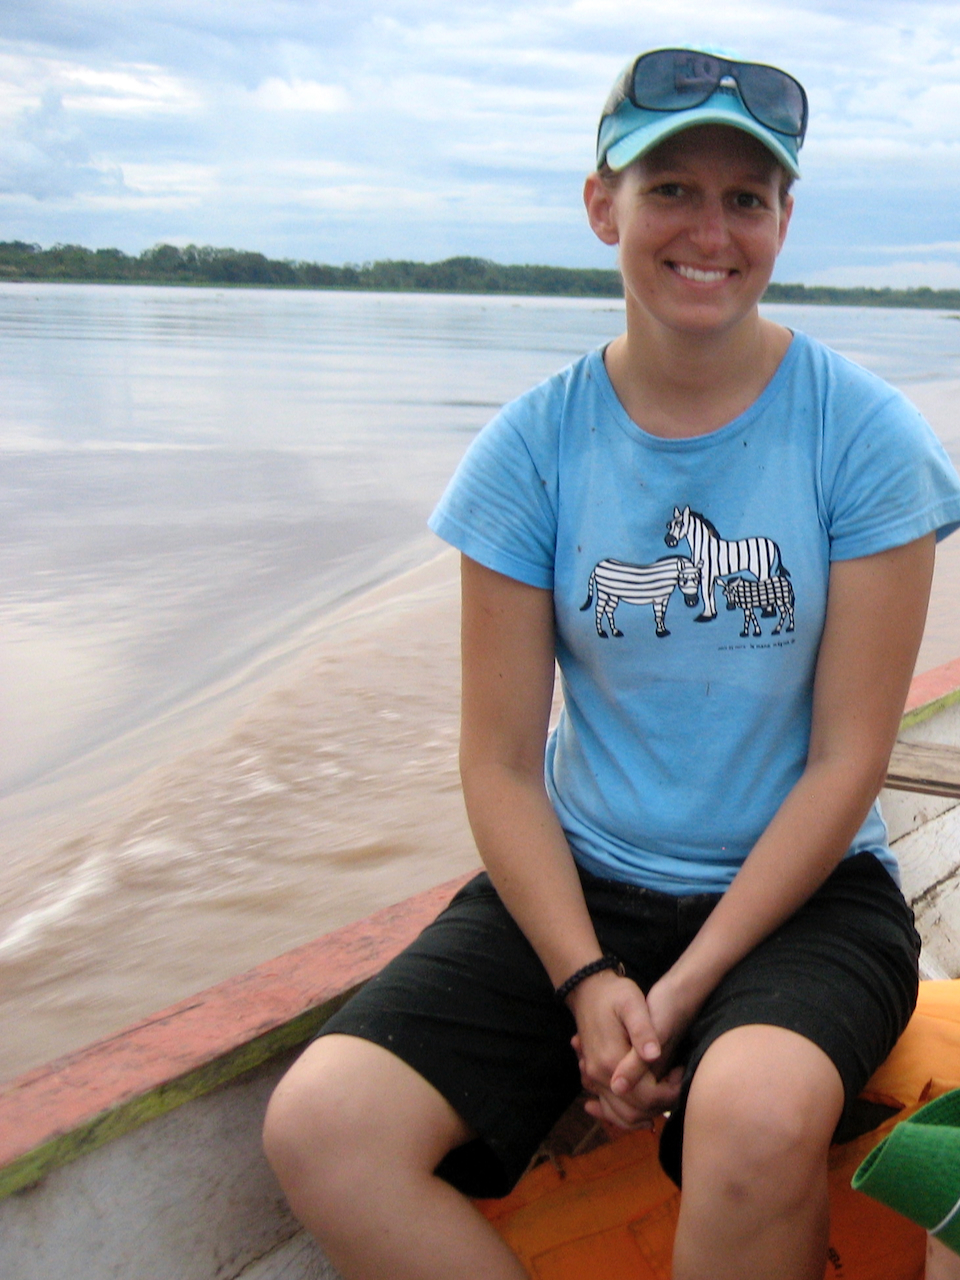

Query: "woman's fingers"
<box><xmin>610</xmin><ymin>1047</ymin><xmax>644</xmax><ymax>1094</ymax></box>
<box><xmin>583</xmin><ymin>1091</ymin><xmax>654</xmax><ymax>1131</ymax></box>
<box><xmin>620</xmin><ymin>998</ymin><xmax>662</xmax><ymax>1064</ymax></box>
<box><xmin>583</xmin><ymin>1062</ymin><xmax>685</xmax><ymax>1130</ymax></box>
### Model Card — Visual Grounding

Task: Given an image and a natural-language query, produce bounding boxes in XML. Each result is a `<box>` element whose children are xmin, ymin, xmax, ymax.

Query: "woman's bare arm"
<box><xmin>459</xmin><ymin>554</ymin><xmax>681</xmax><ymax>1120</ymax></box>
<box><xmin>459</xmin><ymin>555</ymin><xmax>596</xmax><ymax>983</ymax></box>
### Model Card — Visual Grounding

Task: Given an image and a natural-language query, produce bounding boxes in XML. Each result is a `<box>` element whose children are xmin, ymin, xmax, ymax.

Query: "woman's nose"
<box><xmin>688</xmin><ymin>197</ymin><xmax>730</xmax><ymax>254</ymax></box>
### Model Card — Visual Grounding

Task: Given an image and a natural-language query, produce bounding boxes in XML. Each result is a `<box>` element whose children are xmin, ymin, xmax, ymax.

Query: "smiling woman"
<box><xmin>262</xmin><ymin>42</ymin><xmax>960</xmax><ymax>1280</ymax></box>
<box><xmin>584</xmin><ymin>125</ymin><xmax>794</xmax><ymax>436</ymax></box>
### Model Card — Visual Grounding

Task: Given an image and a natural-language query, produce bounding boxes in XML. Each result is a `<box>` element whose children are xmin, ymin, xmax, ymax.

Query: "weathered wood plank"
<box><xmin>887</xmin><ymin>740</ymin><xmax>960</xmax><ymax>798</ymax></box>
<box><xmin>894</xmin><ymin>802</ymin><xmax>960</xmax><ymax>978</ymax></box>
<box><xmin>896</xmin><ymin>802</ymin><xmax>960</xmax><ymax>906</ymax></box>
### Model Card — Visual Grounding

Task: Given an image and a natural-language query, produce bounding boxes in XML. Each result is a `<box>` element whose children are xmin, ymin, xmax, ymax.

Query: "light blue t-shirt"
<box><xmin>429</xmin><ymin>332</ymin><xmax>960</xmax><ymax>894</ymax></box>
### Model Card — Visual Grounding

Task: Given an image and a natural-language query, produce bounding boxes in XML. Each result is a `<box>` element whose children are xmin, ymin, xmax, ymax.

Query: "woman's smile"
<box><xmin>668</xmin><ymin>262</ymin><xmax>736</xmax><ymax>284</ymax></box>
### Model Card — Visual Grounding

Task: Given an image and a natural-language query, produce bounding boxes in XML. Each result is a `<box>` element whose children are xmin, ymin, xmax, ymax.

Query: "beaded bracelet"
<box><xmin>554</xmin><ymin>955</ymin><xmax>626</xmax><ymax>1003</ymax></box>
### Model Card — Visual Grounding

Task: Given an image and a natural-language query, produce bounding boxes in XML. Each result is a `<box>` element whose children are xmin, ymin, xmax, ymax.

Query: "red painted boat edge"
<box><xmin>904</xmin><ymin>655</ymin><xmax>960</xmax><ymax>718</ymax></box>
<box><xmin>0</xmin><ymin>657</ymin><xmax>957</xmax><ymax>1200</ymax></box>
<box><xmin>0</xmin><ymin>872</ymin><xmax>473</xmax><ymax>1197</ymax></box>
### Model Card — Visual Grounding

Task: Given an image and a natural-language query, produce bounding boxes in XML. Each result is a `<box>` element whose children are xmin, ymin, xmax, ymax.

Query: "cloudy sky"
<box><xmin>1</xmin><ymin>0</ymin><xmax>959</xmax><ymax>286</ymax></box>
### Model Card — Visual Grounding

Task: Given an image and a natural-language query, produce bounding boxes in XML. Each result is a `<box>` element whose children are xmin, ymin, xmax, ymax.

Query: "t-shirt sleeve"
<box><xmin>821</xmin><ymin>379</ymin><xmax>960</xmax><ymax>561</ymax></box>
<box><xmin>428</xmin><ymin>398</ymin><xmax>559</xmax><ymax>589</ymax></box>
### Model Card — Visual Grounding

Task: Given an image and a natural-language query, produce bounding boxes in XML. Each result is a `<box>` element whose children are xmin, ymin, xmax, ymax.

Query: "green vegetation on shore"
<box><xmin>2</xmin><ymin>240</ymin><xmax>959</xmax><ymax>310</ymax></box>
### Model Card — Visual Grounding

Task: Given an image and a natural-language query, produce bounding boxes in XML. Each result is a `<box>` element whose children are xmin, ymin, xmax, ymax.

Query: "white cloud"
<box><xmin>252</xmin><ymin>78</ymin><xmax>349</xmax><ymax>113</ymax></box>
<box><xmin>0</xmin><ymin>52</ymin><xmax>203</xmax><ymax>119</ymax></box>
<box><xmin>806</xmin><ymin>135</ymin><xmax>960</xmax><ymax>166</ymax></box>
<box><xmin>274</xmin><ymin>181</ymin><xmax>446</xmax><ymax>214</ymax></box>
<box><xmin>0</xmin><ymin>89</ymin><xmax>124</xmax><ymax>200</ymax></box>
<box><xmin>57</xmin><ymin>64</ymin><xmax>202</xmax><ymax>116</ymax></box>
<box><xmin>120</xmin><ymin>162</ymin><xmax>217</xmax><ymax>203</ymax></box>
<box><xmin>249</xmin><ymin>158</ymin><xmax>365</xmax><ymax>180</ymax></box>
<box><xmin>441</xmin><ymin>135</ymin><xmax>592</xmax><ymax>173</ymax></box>
<box><xmin>0</xmin><ymin>52</ymin><xmax>43</xmax><ymax>120</ymax></box>
<box><xmin>230</xmin><ymin>175</ymin><xmax>578</xmax><ymax>228</ymax></box>
<box><xmin>871</xmin><ymin>241</ymin><xmax>960</xmax><ymax>257</ymax></box>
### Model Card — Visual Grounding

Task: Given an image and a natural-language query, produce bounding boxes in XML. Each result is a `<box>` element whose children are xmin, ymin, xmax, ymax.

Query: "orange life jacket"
<box><xmin>476</xmin><ymin>980</ymin><xmax>960</xmax><ymax>1280</ymax></box>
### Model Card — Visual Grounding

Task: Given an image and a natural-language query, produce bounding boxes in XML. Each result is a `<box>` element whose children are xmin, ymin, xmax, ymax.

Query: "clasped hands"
<box><xmin>567</xmin><ymin>969</ymin><xmax>689</xmax><ymax>1132</ymax></box>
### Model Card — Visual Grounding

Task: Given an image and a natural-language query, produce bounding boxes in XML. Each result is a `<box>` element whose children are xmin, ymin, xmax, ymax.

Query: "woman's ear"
<box><xmin>583</xmin><ymin>171</ymin><xmax>621</xmax><ymax>246</ymax></box>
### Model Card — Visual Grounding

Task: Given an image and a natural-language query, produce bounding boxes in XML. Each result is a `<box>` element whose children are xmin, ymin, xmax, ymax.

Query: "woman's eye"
<box><xmin>654</xmin><ymin>183</ymin><xmax>684</xmax><ymax>198</ymax></box>
<box><xmin>734</xmin><ymin>191</ymin><xmax>764</xmax><ymax>209</ymax></box>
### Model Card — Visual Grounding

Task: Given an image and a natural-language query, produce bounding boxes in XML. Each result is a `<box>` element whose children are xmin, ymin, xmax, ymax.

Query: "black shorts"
<box><xmin>317</xmin><ymin>852</ymin><xmax>920</xmax><ymax>1197</ymax></box>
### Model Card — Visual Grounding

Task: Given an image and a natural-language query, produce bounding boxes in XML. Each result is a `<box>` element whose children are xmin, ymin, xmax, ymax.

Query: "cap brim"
<box><xmin>604</xmin><ymin>98</ymin><xmax>801</xmax><ymax>178</ymax></box>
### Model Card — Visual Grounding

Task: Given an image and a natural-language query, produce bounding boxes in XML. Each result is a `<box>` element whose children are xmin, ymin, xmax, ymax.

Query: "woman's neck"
<box><xmin>603</xmin><ymin>310</ymin><xmax>793</xmax><ymax>440</ymax></box>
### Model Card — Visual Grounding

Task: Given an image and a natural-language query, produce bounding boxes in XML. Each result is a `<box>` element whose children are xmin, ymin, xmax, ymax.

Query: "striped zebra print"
<box><xmin>580</xmin><ymin>555</ymin><xmax>701</xmax><ymax>638</ymax></box>
<box><xmin>664</xmin><ymin>506</ymin><xmax>789</xmax><ymax>621</ymax></box>
<box><xmin>723</xmin><ymin>574</ymin><xmax>796</xmax><ymax>637</ymax></box>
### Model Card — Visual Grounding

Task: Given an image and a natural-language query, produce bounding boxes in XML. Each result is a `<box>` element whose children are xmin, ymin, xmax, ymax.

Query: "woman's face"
<box><xmin>584</xmin><ymin>124</ymin><xmax>793</xmax><ymax>343</ymax></box>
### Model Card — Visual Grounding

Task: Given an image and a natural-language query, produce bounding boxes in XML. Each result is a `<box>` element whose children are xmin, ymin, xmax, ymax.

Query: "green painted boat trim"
<box><xmin>901</xmin><ymin>685</ymin><xmax>960</xmax><ymax>729</ymax></box>
<box><xmin>0</xmin><ymin>987</ymin><xmax>356</xmax><ymax>1203</ymax></box>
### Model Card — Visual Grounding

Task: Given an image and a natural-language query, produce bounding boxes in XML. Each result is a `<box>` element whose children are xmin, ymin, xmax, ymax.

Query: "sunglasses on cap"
<box><xmin>606</xmin><ymin>48</ymin><xmax>808</xmax><ymax>144</ymax></box>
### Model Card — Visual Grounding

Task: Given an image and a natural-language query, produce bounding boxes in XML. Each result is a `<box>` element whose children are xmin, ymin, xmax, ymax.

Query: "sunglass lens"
<box><xmin>737</xmin><ymin>65</ymin><xmax>806</xmax><ymax>136</ymax></box>
<box><xmin>632</xmin><ymin>50</ymin><xmax>721</xmax><ymax>110</ymax></box>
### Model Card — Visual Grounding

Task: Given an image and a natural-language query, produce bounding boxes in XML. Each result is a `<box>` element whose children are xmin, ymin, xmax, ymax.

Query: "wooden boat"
<box><xmin>2</xmin><ymin>656</ymin><xmax>960</xmax><ymax>1280</ymax></box>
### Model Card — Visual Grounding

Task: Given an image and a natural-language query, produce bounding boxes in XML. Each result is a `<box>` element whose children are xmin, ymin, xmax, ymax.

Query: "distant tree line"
<box><xmin>1</xmin><ymin>241</ymin><xmax>959</xmax><ymax>310</ymax></box>
<box><xmin>762</xmin><ymin>281</ymin><xmax>960</xmax><ymax>310</ymax></box>
<box><xmin>0</xmin><ymin>241</ymin><xmax>622</xmax><ymax>296</ymax></box>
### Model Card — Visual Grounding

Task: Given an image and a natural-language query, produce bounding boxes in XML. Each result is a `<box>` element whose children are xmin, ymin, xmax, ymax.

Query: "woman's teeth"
<box><xmin>673</xmin><ymin>264</ymin><xmax>730</xmax><ymax>283</ymax></box>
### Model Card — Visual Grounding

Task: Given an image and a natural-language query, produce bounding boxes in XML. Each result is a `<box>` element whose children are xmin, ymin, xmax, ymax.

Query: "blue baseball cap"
<box><xmin>596</xmin><ymin>48</ymin><xmax>805</xmax><ymax>178</ymax></box>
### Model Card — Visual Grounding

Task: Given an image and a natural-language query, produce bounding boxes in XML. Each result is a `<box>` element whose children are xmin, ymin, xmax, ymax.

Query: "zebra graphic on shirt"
<box><xmin>580</xmin><ymin>556</ymin><xmax>701</xmax><ymax>638</ymax></box>
<box><xmin>722</xmin><ymin>574</ymin><xmax>796</xmax><ymax>637</ymax></box>
<box><xmin>664</xmin><ymin>506</ymin><xmax>790</xmax><ymax>622</ymax></box>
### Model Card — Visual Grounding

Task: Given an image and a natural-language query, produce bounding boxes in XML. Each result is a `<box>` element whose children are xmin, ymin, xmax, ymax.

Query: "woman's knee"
<box><xmin>682</xmin><ymin>1025</ymin><xmax>844</xmax><ymax>1204</ymax></box>
<box><xmin>263</xmin><ymin>1035</ymin><xmax>359</xmax><ymax>1187</ymax></box>
<box><xmin>263</xmin><ymin>1034</ymin><xmax>472</xmax><ymax>1198</ymax></box>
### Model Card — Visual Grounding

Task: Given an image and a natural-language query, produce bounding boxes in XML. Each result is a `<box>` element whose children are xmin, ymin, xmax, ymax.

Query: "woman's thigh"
<box><xmin>264</xmin><ymin>1033</ymin><xmax>475</xmax><ymax>1182</ymax></box>
<box><xmin>310</xmin><ymin>873</ymin><xmax>585</xmax><ymax>1197</ymax></box>
<box><xmin>660</xmin><ymin>852</ymin><xmax>921</xmax><ymax>1185</ymax></box>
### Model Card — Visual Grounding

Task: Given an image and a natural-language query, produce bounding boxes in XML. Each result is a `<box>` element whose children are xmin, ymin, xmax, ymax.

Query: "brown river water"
<box><xmin>1</xmin><ymin>291</ymin><xmax>959</xmax><ymax>1083</ymax></box>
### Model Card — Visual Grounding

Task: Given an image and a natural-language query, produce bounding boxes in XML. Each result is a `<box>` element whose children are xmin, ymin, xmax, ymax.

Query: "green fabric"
<box><xmin>853</xmin><ymin>1089</ymin><xmax>960</xmax><ymax>1256</ymax></box>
